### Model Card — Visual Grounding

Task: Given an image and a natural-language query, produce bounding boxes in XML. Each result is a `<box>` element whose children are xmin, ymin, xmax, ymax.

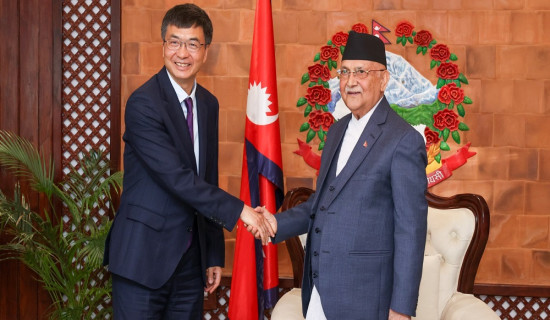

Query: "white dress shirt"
<box><xmin>166</xmin><ymin>70</ymin><xmax>200</xmax><ymax>171</ymax></box>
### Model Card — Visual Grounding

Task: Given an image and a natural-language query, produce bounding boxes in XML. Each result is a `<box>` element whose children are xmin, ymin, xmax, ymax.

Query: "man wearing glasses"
<box><xmin>104</xmin><ymin>4</ymin><xmax>273</xmax><ymax>319</ymax></box>
<box><xmin>257</xmin><ymin>32</ymin><xmax>428</xmax><ymax>319</ymax></box>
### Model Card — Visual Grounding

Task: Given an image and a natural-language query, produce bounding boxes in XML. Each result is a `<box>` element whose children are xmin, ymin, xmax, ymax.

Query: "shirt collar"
<box><xmin>166</xmin><ymin>69</ymin><xmax>196</xmax><ymax>103</ymax></box>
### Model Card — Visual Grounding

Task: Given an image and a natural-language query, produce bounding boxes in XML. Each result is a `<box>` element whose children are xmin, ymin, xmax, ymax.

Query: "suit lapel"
<box><xmin>195</xmin><ymin>86</ymin><xmax>208</xmax><ymax>178</ymax></box>
<box><xmin>157</xmin><ymin>67</ymin><xmax>197</xmax><ymax>173</ymax></box>
<box><xmin>322</xmin><ymin>98</ymin><xmax>390</xmax><ymax>207</ymax></box>
<box><xmin>315</xmin><ymin>114</ymin><xmax>350</xmax><ymax>193</ymax></box>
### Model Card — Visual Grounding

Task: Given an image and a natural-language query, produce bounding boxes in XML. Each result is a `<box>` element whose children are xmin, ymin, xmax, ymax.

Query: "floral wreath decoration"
<box><xmin>294</xmin><ymin>21</ymin><xmax>476</xmax><ymax>187</ymax></box>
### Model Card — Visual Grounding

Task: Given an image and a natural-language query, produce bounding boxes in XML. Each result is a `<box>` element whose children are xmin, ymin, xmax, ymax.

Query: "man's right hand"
<box><xmin>240</xmin><ymin>205</ymin><xmax>275</xmax><ymax>245</ymax></box>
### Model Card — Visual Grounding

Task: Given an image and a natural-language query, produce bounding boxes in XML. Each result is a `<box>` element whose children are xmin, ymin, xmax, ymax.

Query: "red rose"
<box><xmin>438</xmin><ymin>85</ymin><xmax>452</xmax><ymax>104</ymax></box>
<box><xmin>331</xmin><ymin>31</ymin><xmax>348</xmax><ymax>46</ymax></box>
<box><xmin>448</xmin><ymin>83</ymin><xmax>465</xmax><ymax>104</ymax></box>
<box><xmin>308</xmin><ymin>64</ymin><xmax>331</xmax><ymax>82</ymax></box>
<box><xmin>320</xmin><ymin>45</ymin><xmax>340</xmax><ymax>62</ymax></box>
<box><xmin>436</xmin><ymin>62</ymin><xmax>460</xmax><ymax>80</ymax></box>
<box><xmin>424</xmin><ymin>127</ymin><xmax>440</xmax><ymax>147</ymax></box>
<box><xmin>430</xmin><ymin>44</ymin><xmax>450</xmax><ymax>62</ymax></box>
<box><xmin>351</xmin><ymin>23</ymin><xmax>369</xmax><ymax>34</ymax></box>
<box><xmin>322</xmin><ymin>112</ymin><xmax>334</xmax><ymax>130</ymax></box>
<box><xmin>308</xmin><ymin>110</ymin><xmax>334</xmax><ymax>132</ymax></box>
<box><xmin>433</xmin><ymin>109</ymin><xmax>459</xmax><ymax>131</ymax></box>
<box><xmin>305</xmin><ymin>85</ymin><xmax>332</xmax><ymax>106</ymax></box>
<box><xmin>395</xmin><ymin>21</ymin><xmax>414</xmax><ymax>37</ymax></box>
<box><xmin>413</xmin><ymin>30</ymin><xmax>432</xmax><ymax>47</ymax></box>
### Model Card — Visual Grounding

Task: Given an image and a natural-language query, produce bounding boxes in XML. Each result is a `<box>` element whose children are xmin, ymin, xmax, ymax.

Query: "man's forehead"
<box><xmin>341</xmin><ymin>60</ymin><xmax>382</xmax><ymax>69</ymax></box>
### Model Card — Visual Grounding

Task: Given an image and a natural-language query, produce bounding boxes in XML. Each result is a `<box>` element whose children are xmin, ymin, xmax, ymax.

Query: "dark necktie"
<box><xmin>183</xmin><ymin>97</ymin><xmax>193</xmax><ymax>145</ymax></box>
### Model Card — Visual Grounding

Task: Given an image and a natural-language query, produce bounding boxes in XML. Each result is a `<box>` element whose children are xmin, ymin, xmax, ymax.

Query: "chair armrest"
<box><xmin>441</xmin><ymin>292</ymin><xmax>500</xmax><ymax>320</ymax></box>
<box><xmin>271</xmin><ymin>288</ymin><xmax>304</xmax><ymax>320</ymax></box>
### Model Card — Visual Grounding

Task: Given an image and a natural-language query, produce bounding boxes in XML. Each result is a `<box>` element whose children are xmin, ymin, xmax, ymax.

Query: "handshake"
<box><xmin>239</xmin><ymin>205</ymin><xmax>277</xmax><ymax>245</ymax></box>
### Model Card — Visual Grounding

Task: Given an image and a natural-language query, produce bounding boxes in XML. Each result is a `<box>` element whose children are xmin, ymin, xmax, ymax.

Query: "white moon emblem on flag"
<box><xmin>247</xmin><ymin>82</ymin><xmax>278</xmax><ymax>125</ymax></box>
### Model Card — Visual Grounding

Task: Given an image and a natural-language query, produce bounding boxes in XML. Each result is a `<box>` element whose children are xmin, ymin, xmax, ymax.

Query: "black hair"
<box><xmin>161</xmin><ymin>4</ymin><xmax>213</xmax><ymax>45</ymax></box>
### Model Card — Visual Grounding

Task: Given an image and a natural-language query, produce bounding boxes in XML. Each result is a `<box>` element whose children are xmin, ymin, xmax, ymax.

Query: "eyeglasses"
<box><xmin>164</xmin><ymin>39</ymin><xmax>205</xmax><ymax>53</ymax></box>
<box><xmin>336</xmin><ymin>68</ymin><xmax>386</xmax><ymax>80</ymax></box>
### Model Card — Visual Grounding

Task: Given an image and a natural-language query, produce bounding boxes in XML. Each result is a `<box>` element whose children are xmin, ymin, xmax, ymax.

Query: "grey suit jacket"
<box><xmin>274</xmin><ymin>97</ymin><xmax>428</xmax><ymax>319</ymax></box>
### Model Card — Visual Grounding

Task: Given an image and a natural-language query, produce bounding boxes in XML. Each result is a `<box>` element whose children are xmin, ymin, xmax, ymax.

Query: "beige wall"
<box><xmin>121</xmin><ymin>0</ymin><xmax>550</xmax><ymax>286</ymax></box>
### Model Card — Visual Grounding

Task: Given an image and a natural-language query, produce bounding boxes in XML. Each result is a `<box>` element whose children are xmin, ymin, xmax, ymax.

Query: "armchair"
<box><xmin>271</xmin><ymin>187</ymin><xmax>500</xmax><ymax>320</ymax></box>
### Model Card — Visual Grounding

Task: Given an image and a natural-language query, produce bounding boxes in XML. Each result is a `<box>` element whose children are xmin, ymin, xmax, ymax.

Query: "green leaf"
<box><xmin>430</xmin><ymin>39</ymin><xmax>437</xmax><ymax>46</ymax></box>
<box><xmin>306</xmin><ymin>129</ymin><xmax>316</xmax><ymax>143</ymax></box>
<box><xmin>457</xmin><ymin>104</ymin><xmax>465</xmax><ymax>117</ymax></box>
<box><xmin>430</xmin><ymin>60</ymin><xmax>437</xmax><ymax>69</ymax></box>
<box><xmin>458</xmin><ymin>122</ymin><xmax>470</xmax><ymax>131</ymax></box>
<box><xmin>440</xmin><ymin>141</ymin><xmax>450</xmax><ymax>151</ymax></box>
<box><xmin>437</xmin><ymin>78</ymin><xmax>445</xmax><ymax>89</ymax></box>
<box><xmin>327</xmin><ymin>59</ymin><xmax>333</xmax><ymax>70</ymax></box>
<box><xmin>300</xmin><ymin>122</ymin><xmax>310</xmax><ymax>132</ymax></box>
<box><xmin>397</xmin><ymin>36</ymin><xmax>402</xmax><ymax>44</ymax></box>
<box><xmin>297</xmin><ymin>97</ymin><xmax>307</xmax><ymax>107</ymax></box>
<box><xmin>453</xmin><ymin>80</ymin><xmax>462</xmax><ymax>87</ymax></box>
<box><xmin>327</xmin><ymin>40</ymin><xmax>333</xmax><ymax>46</ymax></box>
<box><xmin>422</xmin><ymin>46</ymin><xmax>427</xmax><ymax>55</ymax></box>
<box><xmin>321</xmin><ymin>104</ymin><xmax>328</xmax><ymax>112</ymax></box>
<box><xmin>443</xmin><ymin>128</ymin><xmax>450</xmax><ymax>141</ymax></box>
<box><xmin>304</xmin><ymin>104</ymin><xmax>312</xmax><ymax>116</ymax></box>
<box><xmin>320</xmin><ymin>60</ymin><xmax>326</xmax><ymax>65</ymax></box>
<box><xmin>301</xmin><ymin>73</ymin><xmax>310</xmax><ymax>85</ymax></box>
<box><xmin>322</xmin><ymin>81</ymin><xmax>329</xmax><ymax>88</ymax></box>
<box><xmin>416</xmin><ymin>46</ymin><xmax>422</xmax><ymax>54</ymax></box>
<box><xmin>450</xmin><ymin>53</ymin><xmax>458</xmax><ymax>61</ymax></box>
<box><xmin>318</xmin><ymin>130</ymin><xmax>325</xmax><ymax>141</ymax></box>
<box><xmin>412</xmin><ymin>31</ymin><xmax>417</xmax><ymax>36</ymax></box>
<box><xmin>331</xmin><ymin>60</ymin><xmax>337</xmax><ymax>69</ymax></box>
<box><xmin>340</xmin><ymin>46</ymin><xmax>345</xmax><ymax>54</ymax></box>
<box><xmin>315</xmin><ymin>103</ymin><xmax>321</xmax><ymax>110</ymax></box>
<box><xmin>449</xmin><ymin>100</ymin><xmax>454</xmax><ymax>109</ymax></box>
<box><xmin>408</xmin><ymin>36</ymin><xmax>413</xmax><ymax>44</ymax></box>
<box><xmin>452</xmin><ymin>130</ymin><xmax>461</xmax><ymax>144</ymax></box>
<box><xmin>458</xmin><ymin>73</ymin><xmax>469</xmax><ymax>84</ymax></box>
<box><xmin>463</xmin><ymin>96</ymin><xmax>472</xmax><ymax>104</ymax></box>
<box><xmin>314</xmin><ymin>52</ymin><xmax>320</xmax><ymax>62</ymax></box>
<box><xmin>318</xmin><ymin>140</ymin><xmax>325</xmax><ymax>151</ymax></box>
<box><xmin>308</xmin><ymin>82</ymin><xmax>316</xmax><ymax>88</ymax></box>
<box><xmin>438</xmin><ymin>100</ymin><xmax>447</xmax><ymax>109</ymax></box>
<box><xmin>435</xmin><ymin>154</ymin><xmax>441</xmax><ymax>163</ymax></box>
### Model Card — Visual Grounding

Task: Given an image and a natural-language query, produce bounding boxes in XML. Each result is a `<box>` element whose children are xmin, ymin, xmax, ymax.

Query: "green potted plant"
<box><xmin>0</xmin><ymin>130</ymin><xmax>122</xmax><ymax>319</ymax></box>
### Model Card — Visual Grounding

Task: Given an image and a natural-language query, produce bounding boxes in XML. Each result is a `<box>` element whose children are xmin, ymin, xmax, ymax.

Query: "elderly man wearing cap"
<box><xmin>254</xmin><ymin>32</ymin><xmax>428</xmax><ymax>319</ymax></box>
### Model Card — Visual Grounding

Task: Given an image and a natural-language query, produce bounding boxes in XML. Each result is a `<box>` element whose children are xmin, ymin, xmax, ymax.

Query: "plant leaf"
<box><xmin>314</xmin><ymin>52</ymin><xmax>320</xmax><ymax>62</ymax></box>
<box><xmin>450</xmin><ymin>53</ymin><xmax>458</xmax><ymax>61</ymax></box>
<box><xmin>458</xmin><ymin>122</ymin><xmax>470</xmax><ymax>131</ymax></box>
<box><xmin>457</xmin><ymin>104</ymin><xmax>465</xmax><ymax>117</ymax></box>
<box><xmin>463</xmin><ymin>96</ymin><xmax>472</xmax><ymax>104</ymax></box>
<box><xmin>452</xmin><ymin>130</ymin><xmax>461</xmax><ymax>144</ymax></box>
<box><xmin>443</xmin><ymin>127</ymin><xmax>450</xmax><ymax>141</ymax></box>
<box><xmin>300</xmin><ymin>122</ymin><xmax>310</xmax><ymax>132</ymax></box>
<box><xmin>306</xmin><ymin>129</ymin><xmax>316</xmax><ymax>143</ymax></box>
<box><xmin>297</xmin><ymin>97</ymin><xmax>307</xmax><ymax>107</ymax></box>
<box><xmin>440</xmin><ymin>141</ymin><xmax>450</xmax><ymax>151</ymax></box>
<box><xmin>458</xmin><ymin>73</ymin><xmax>469</xmax><ymax>84</ymax></box>
<box><xmin>301</xmin><ymin>73</ymin><xmax>310</xmax><ymax>85</ymax></box>
<box><xmin>304</xmin><ymin>104</ymin><xmax>312</xmax><ymax>116</ymax></box>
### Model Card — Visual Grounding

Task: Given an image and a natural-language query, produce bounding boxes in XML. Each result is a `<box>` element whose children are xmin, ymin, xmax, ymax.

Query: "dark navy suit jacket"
<box><xmin>273</xmin><ymin>98</ymin><xmax>428</xmax><ymax>319</ymax></box>
<box><xmin>104</xmin><ymin>67</ymin><xmax>243</xmax><ymax>289</ymax></box>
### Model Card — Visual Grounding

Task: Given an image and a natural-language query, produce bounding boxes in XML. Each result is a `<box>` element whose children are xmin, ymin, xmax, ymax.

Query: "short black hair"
<box><xmin>161</xmin><ymin>4</ymin><xmax>213</xmax><ymax>45</ymax></box>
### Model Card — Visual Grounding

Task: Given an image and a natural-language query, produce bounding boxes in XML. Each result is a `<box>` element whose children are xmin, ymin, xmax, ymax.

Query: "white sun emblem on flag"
<box><xmin>247</xmin><ymin>81</ymin><xmax>278</xmax><ymax>126</ymax></box>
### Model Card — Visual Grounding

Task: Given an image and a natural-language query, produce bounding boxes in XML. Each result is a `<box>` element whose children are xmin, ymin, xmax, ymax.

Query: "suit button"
<box><xmin>329</xmin><ymin>186</ymin><xmax>335</xmax><ymax>191</ymax></box>
<box><xmin>320</xmin><ymin>206</ymin><xmax>326</xmax><ymax>211</ymax></box>
<box><xmin>310</xmin><ymin>214</ymin><xmax>316</xmax><ymax>219</ymax></box>
<box><xmin>313</xmin><ymin>251</ymin><xmax>319</xmax><ymax>256</ymax></box>
<box><xmin>315</xmin><ymin>227</ymin><xmax>321</xmax><ymax>233</ymax></box>
<box><xmin>187</xmin><ymin>227</ymin><xmax>193</xmax><ymax>232</ymax></box>
<box><xmin>312</xmin><ymin>272</ymin><xmax>318</xmax><ymax>278</ymax></box>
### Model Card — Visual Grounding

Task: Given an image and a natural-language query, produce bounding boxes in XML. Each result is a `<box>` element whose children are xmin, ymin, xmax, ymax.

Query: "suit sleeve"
<box><xmin>203</xmin><ymin>107</ymin><xmax>225</xmax><ymax>267</ymax></box>
<box><xmin>272</xmin><ymin>195</ymin><xmax>315</xmax><ymax>244</ymax></box>
<box><xmin>389</xmin><ymin>129</ymin><xmax>428</xmax><ymax>316</ymax></box>
<box><xmin>124</xmin><ymin>92</ymin><xmax>244</xmax><ymax>231</ymax></box>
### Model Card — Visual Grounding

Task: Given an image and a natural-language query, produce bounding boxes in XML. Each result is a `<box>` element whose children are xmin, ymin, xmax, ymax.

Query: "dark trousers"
<box><xmin>112</xmin><ymin>237</ymin><xmax>203</xmax><ymax>320</ymax></box>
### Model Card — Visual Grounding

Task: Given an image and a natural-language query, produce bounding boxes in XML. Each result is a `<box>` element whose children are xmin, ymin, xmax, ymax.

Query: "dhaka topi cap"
<box><xmin>342</xmin><ymin>31</ymin><xmax>387</xmax><ymax>67</ymax></box>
